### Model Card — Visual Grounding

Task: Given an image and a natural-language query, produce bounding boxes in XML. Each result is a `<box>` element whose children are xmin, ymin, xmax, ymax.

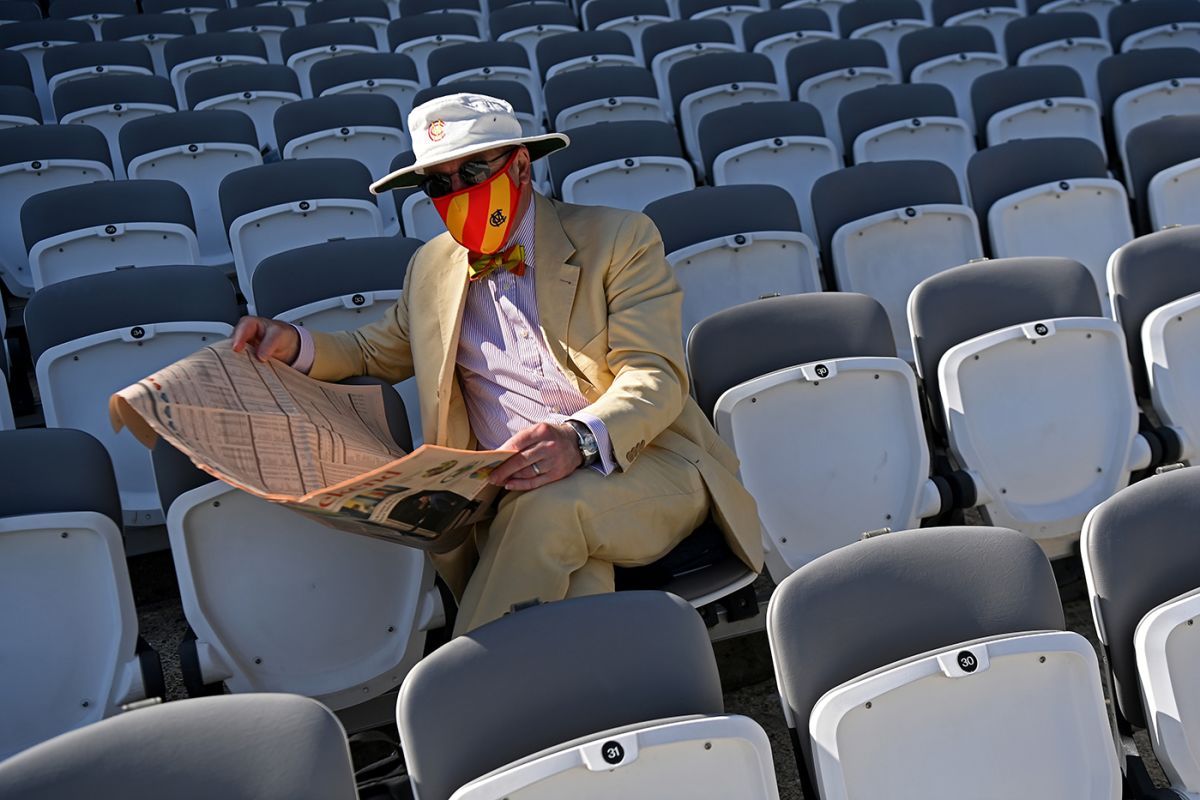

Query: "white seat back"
<box><xmin>753</xmin><ymin>31</ymin><xmax>837</xmax><ymax>87</ymax></box>
<box><xmin>28</xmin><ymin>221</ymin><xmax>199</xmax><ymax>291</ymax></box>
<box><xmin>318</xmin><ymin>76</ymin><xmax>419</xmax><ymax>119</ymax></box>
<box><xmin>943</xmin><ymin>7</ymin><xmax>1021</xmax><ymax>58</ymax></box>
<box><xmin>909</xmin><ymin>52</ymin><xmax>1005</xmax><ymax>135</ymax></box>
<box><xmin>688</xmin><ymin>5</ymin><xmax>760</xmax><ymax>47</ymax></box>
<box><xmin>798</xmin><ymin>67</ymin><xmax>895</xmax><ymax>155</ymax></box>
<box><xmin>850</xmin><ymin>116</ymin><xmax>974</xmax><ymax>198</ymax></box>
<box><xmin>561</xmin><ymin>157</ymin><xmax>695</xmax><ymax>212</ymax></box>
<box><xmin>193</xmin><ymin>89</ymin><xmax>299</xmax><ymax>152</ymax></box>
<box><xmin>983</xmin><ymin>95</ymin><xmax>1105</xmax><ymax>155</ymax></box>
<box><xmin>1112</xmin><ymin>79</ymin><xmax>1200</xmax><ymax>186</ymax></box>
<box><xmin>401</xmin><ymin>190</ymin><xmax>445</xmax><ymax>240</ymax></box>
<box><xmin>594</xmin><ymin>15</ymin><xmax>671</xmax><ymax>62</ymax></box>
<box><xmin>59</xmin><ymin>102</ymin><xmax>175</xmax><ymax>178</ymax></box>
<box><xmin>1036</xmin><ymin>0</ymin><xmax>1119</xmax><ymax>38</ymax></box>
<box><xmin>649</xmin><ymin>41</ymin><xmax>739</xmax><ymax>118</ymax></box>
<box><xmin>780</xmin><ymin>0</ymin><xmax>851</xmax><ymax>32</ymax></box>
<box><xmin>1141</xmin><ymin>290</ymin><xmax>1200</xmax><ymax>462</ymax></box>
<box><xmin>1122</xmin><ymin>22</ymin><xmax>1200</xmax><ymax>52</ymax></box>
<box><xmin>435</xmin><ymin>64</ymin><xmax>543</xmax><ymax>122</ymax></box>
<box><xmin>848</xmin><ymin>19</ymin><xmax>930</xmax><ymax>78</ymax></box>
<box><xmin>169</xmin><ymin>54</ymin><xmax>267</xmax><ymax>106</ymax></box>
<box><xmin>393</xmin><ymin>34</ymin><xmax>478</xmax><ymax>85</ymax></box>
<box><xmin>678</xmin><ymin>82</ymin><xmax>783</xmax><ymax>176</ymax></box>
<box><xmin>553</xmin><ymin>96</ymin><xmax>666</xmax><ymax>130</ymax></box>
<box><xmin>497</xmin><ymin>25</ymin><xmax>577</xmax><ymax>77</ymax></box>
<box><xmin>1015</xmin><ymin>36</ymin><xmax>1110</xmax><ymax>101</ymax></box>
<box><xmin>288</xmin><ymin>45</ymin><xmax>376</xmax><ymax>97</ymax></box>
<box><xmin>46</xmin><ymin>63</ymin><xmax>152</xmax><ymax>98</ymax></box>
<box><xmin>1148</xmin><ymin>158</ymin><xmax>1200</xmax><ymax>231</ymax></box>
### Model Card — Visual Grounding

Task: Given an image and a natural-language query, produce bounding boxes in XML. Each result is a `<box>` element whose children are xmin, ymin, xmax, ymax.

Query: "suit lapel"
<box><xmin>533</xmin><ymin>194</ymin><xmax>581</xmax><ymax>384</ymax></box>
<box><xmin>434</xmin><ymin>245</ymin><xmax>469</xmax><ymax>442</ymax></box>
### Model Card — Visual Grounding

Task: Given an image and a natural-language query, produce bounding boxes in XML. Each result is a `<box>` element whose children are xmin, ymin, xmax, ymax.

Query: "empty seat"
<box><xmin>1027</xmin><ymin>0</ymin><xmax>1119</xmax><ymax>40</ymax></box>
<box><xmin>769</xmin><ymin>526</ymin><xmax>1117</xmax><ymax>800</ymax></box>
<box><xmin>120</xmin><ymin>109</ymin><xmax>262</xmax><ymax>269</ymax></box>
<box><xmin>785</xmin><ymin>38</ymin><xmax>894</xmax><ymax>156</ymax></box>
<box><xmin>839</xmin><ymin>0</ymin><xmax>929</xmax><ymax>78</ymax></box>
<box><xmin>543</xmin><ymin>64</ymin><xmax>664</xmax><ymax>130</ymax></box>
<box><xmin>48</xmin><ymin>0</ymin><xmax>136</xmax><ymax>37</ymax></box>
<box><xmin>400</xmin><ymin>0</ymin><xmax>484</xmax><ymax>35</ymax></box>
<box><xmin>0</xmin><ymin>19</ymin><xmax>95</xmax><ymax>120</ymax></box>
<box><xmin>644</xmin><ymin>185</ymin><xmax>821</xmax><ymax>338</ymax></box>
<box><xmin>42</xmin><ymin>39</ymin><xmax>153</xmax><ymax>101</ymax></box>
<box><xmin>932</xmin><ymin>0</ymin><xmax>1021</xmax><ymax>59</ymax></box>
<box><xmin>100</xmin><ymin>13</ymin><xmax>196</xmax><ymax>76</ymax></box>
<box><xmin>1126</xmin><ymin>115</ymin><xmax>1200</xmax><ymax>232</ymax></box>
<box><xmin>52</xmin><ymin>72</ymin><xmax>176</xmax><ymax>177</ymax></box>
<box><xmin>384</xmin><ymin>149</ymin><xmax>443</xmax><ymax>240</ymax></box>
<box><xmin>204</xmin><ymin>6</ymin><xmax>294</xmax><ymax>64</ymax></box>
<box><xmin>641</xmin><ymin>19</ymin><xmax>738</xmax><ymax>117</ymax></box>
<box><xmin>743</xmin><ymin>9</ymin><xmax>836</xmax><ymax>87</ymax></box>
<box><xmin>535</xmin><ymin>29</ymin><xmax>638</xmax><ymax>82</ymax></box>
<box><xmin>548</xmin><ymin>119</ymin><xmax>695</xmax><ymax>211</ymax></box>
<box><xmin>184</xmin><ymin>63</ymin><xmax>301</xmax><ymax>153</ymax></box>
<box><xmin>0</xmin><ymin>83</ymin><xmax>38</xmax><ymax>126</ymax></box>
<box><xmin>489</xmin><ymin>2</ymin><xmax>579</xmax><ymax>77</ymax></box>
<box><xmin>280</xmin><ymin>22</ymin><xmax>377</xmax><ymax>97</ymax></box>
<box><xmin>910</xmin><ymin>256</ymin><xmax>1153</xmax><ymax>556</ymax></box>
<box><xmin>0</xmin><ymin>124</ymin><xmax>111</xmax><ymax>297</ymax></box>
<box><xmin>898</xmin><ymin>25</ymin><xmax>1004</xmax><ymax>134</ymax></box>
<box><xmin>305</xmin><ymin>0</ymin><xmax>390</xmax><ymax>51</ymax></box>
<box><xmin>242</xmin><ymin>0</ymin><xmax>314</xmax><ymax>27</ymax></box>
<box><xmin>164</xmin><ymin>31</ymin><xmax>269</xmax><ymax>107</ymax></box>
<box><xmin>968</xmin><ymin>138</ymin><xmax>1133</xmax><ymax>312</ymax></box>
<box><xmin>219</xmin><ymin>157</ymin><xmax>383</xmax><ymax>311</ymax></box>
<box><xmin>141</xmin><ymin>0</ymin><xmax>225</xmax><ymax>34</ymax></box>
<box><xmin>387</xmin><ymin>12</ymin><xmax>481</xmax><ymax>86</ymax></box>
<box><xmin>582</xmin><ymin>0</ymin><xmax>670</xmax><ymax>62</ymax></box>
<box><xmin>309</xmin><ymin>50</ymin><xmax>418</xmax><ymax>119</ymax></box>
<box><xmin>812</xmin><ymin>160</ymin><xmax>981</xmax><ymax>358</ymax></box>
<box><xmin>0</xmin><ymin>694</ymin><xmax>358</xmax><ymax>799</ymax></box>
<box><xmin>770</xmin><ymin>0</ymin><xmax>852</xmax><ymax>34</ymax></box>
<box><xmin>970</xmin><ymin>64</ymin><xmax>1105</xmax><ymax>155</ymax></box>
<box><xmin>0</xmin><ymin>428</ymin><xmax>162</xmax><ymax>760</ymax></box>
<box><xmin>0</xmin><ymin>0</ymin><xmax>42</xmax><ymax>24</ymax></box>
<box><xmin>678</xmin><ymin>0</ymin><xmax>762</xmax><ymax>48</ymax></box>
<box><xmin>0</xmin><ymin>48</ymin><xmax>34</xmax><ymax>91</ymax></box>
<box><xmin>427</xmin><ymin>39</ymin><xmax>541</xmax><ymax>121</ymax></box>
<box><xmin>1005</xmin><ymin>12</ymin><xmax>1111</xmax><ymax>101</ymax></box>
<box><xmin>1109</xmin><ymin>0</ymin><xmax>1200</xmax><ymax>52</ymax></box>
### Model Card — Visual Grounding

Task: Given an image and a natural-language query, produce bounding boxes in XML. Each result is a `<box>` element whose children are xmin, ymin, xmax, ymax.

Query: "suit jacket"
<box><xmin>306</xmin><ymin>193</ymin><xmax>764</xmax><ymax>592</ymax></box>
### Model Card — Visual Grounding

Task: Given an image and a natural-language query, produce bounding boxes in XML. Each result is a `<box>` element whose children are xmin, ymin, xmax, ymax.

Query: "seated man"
<box><xmin>232</xmin><ymin>93</ymin><xmax>762</xmax><ymax>635</ymax></box>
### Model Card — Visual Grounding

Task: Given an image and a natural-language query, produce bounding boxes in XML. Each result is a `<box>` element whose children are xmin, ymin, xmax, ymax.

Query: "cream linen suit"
<box><xmin>305</xmin><ymin>192</ymin><xmax>763</xmax><ymax>632</ymax></box>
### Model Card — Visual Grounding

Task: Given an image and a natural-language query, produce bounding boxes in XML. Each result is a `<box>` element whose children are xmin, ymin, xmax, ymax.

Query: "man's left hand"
<box><xmin>489</xmin><ymin>422</ymin><xmax>583</xmax><ymax>491</ymax></box>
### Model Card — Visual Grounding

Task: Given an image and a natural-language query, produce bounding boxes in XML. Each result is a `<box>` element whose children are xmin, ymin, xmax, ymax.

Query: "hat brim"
<box><xmin>369</xmin><ymin>132</ymin><xmax>570</xmax><ymax>195</ymax></box>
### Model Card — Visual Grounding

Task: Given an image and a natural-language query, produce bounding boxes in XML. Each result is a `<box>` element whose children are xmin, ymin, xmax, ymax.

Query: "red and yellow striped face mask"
<box><xmin>430</xmin><ymin>149</ymin><xmax>522</xmax><ymax>255</ymax></box>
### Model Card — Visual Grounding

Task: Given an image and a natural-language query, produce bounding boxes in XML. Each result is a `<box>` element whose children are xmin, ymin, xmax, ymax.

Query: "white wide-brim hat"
<box><xmin>369</xmin><ymin>92</ymin><xmax>569</xmax><ymax>194</ymax></box>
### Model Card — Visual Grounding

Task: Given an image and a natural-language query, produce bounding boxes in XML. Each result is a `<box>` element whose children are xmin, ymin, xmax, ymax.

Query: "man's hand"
<box><xmin>489</xmin><ymin>422</ymin><xmax>583</xmax><ymax>491</ymax></box>
<box><xmin>231</xmin><ymin>316</ymin><xmax>301</xmax><ymax>364</ymax></box>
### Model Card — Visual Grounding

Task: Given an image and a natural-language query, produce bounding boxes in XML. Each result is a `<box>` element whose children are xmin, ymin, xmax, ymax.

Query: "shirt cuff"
<box><xmin>567</xmin><ymin>410</ymin><xmax>617</xmax><ymax>476</ymax></box>
<box><xmin>290</xmin><ymin>324</ymin><xmax>315</xmax><ymax>374</ymax></box>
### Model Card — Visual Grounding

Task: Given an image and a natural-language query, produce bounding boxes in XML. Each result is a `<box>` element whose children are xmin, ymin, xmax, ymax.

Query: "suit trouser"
<box><xmin>451</xmin><ymin>445</ymin><xmax>711</xmax><ymax>635</ymax></box>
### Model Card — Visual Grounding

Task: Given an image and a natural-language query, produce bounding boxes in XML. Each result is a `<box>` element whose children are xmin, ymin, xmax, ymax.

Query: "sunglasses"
<box><xmin>418</xmin><ymin>149</ymin><xmax>517</xmax><ymax>198</ymax></box>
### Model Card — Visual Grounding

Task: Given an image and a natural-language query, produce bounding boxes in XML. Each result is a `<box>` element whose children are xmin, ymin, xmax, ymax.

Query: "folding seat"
<box><xmin>0</xmin><ymin>19</ymin><xmax>94</xmax><ymax>120</ymax></box>
<box><xmin>0</xmin><ymin>82</ymin><xmax>38</xmax><ymax>125</ymax></box>
<box><xmin>543</xmin><ymin>64</ymin><xmax>665</xmax><ymax>130</ymax></box>
<box><xmin>21</xmin><ymin>179</ymin><xmax>199</xmax><ymax>290</ymax></box>
<box><xmin>204</xmin><ymin>6</ymin><xmax>294</xmax><ymax>64</ymax></box>
<box><xmin>142</xmin><ymin>0</ymin><xmax>226</xmax><ymax>34</ymax></box>
<box><xmin>0</xmin><ymin>124</ymin><xmax>110</xmax><ymax>297</ymax></box>
<box><xmin>932</xmin><ymin>0</ymin><xmax>1021</xmax><ymax>59</ymax></box>
<box><xmin>0</xmin><ymin>0</ymin><xmax>41</xmax><ymax>24</ymax></box>
<box><xmin>769</xmin><ymin>525</ymin><xmax>1118</xmax><ymax>800</ymax></box>
<box><xmin>1125</xmin><ymin>115</ymin><xmax>1200</xmax><ymax>232</ymax></box>
<box><xmin>968</xmin><ymin>137</ymin><xmax>1132</xmax><ymax>312</ymax></box>
<box><xmin>666</xmin><ymin>51</ymin><xmax>782</xmax><ymax>175</ymax></box>
<box><xmin>398</xmin><ymin>592</ymin><xmax>777</xmax><ymax>800</ymax></box>
<box><xmin>184</xmin><ymin>63</ymin><xmax>301</xmax><ymax>153</ymax></box>
<box><xmin>535</xmin><ymin>28</ymin><xmax>638</xmax><ymax>82</ymax></box>
<box><xmin>51</xmin><ymin>74</ymin><xmax>176</xmax><ymax>177</ymax></box>
<box><xmin>1099</xmin><ymin>48</ymin><xmax>1200</xmax><ymax>195</ymax></box>
<box><xmin>838</xmin><ymin>0</ymin><xmax>929</xmax><ymax>78</ymax></box>
<box><xmin>677</xmin><ymin>0</ymin><xmax>762</xmax><ymax>48</ymax></box>
<box><xmin>280</xmin><ymin>22</ymin><xmax>377</xmax><ymax>98</ymax></box>
<box><xmin>897</xmin><ymin>25</ymin><xmax>1004</xmax><ymax>134</ymax></box>
<box><xmin>768</xmin><ymin>0</ymin><xmax>850</xmax><ymax>34</ymax></box>
<box><xmin>120</xmin><ymin>109</ymin><xmax>262</xmax><ymax>269</ymax></box>
<box><xmin>547</xmin><ymin>119</ymin><xmax>695</xmax><ymax>211</ymax></box>
<box><xmin>644</xmin><ymin>185</ymin><xmax>820</xmax><ymax>338</ymax></box>
<box><xmin>273</xmin><ymin>93</ymin><xmax>406</xmax><ymax>234</ymax></box>
<box><xmin>910</xmin><ymin>256</ymin><xmax>1154</xmax><ymax>556</ymax></box>
<box><xmin>640</xmin><ymin>19</ymin><xmax>738</xmax><ymax>116</ymax></box>
<box><xmin>489</xmin><ymin>2</ymin><xmax>579</xmax><ymax>77</ymax></box>
<box><xmin>387</xmin><ymin>12</ymin><xmax>481</xmax><ymax>86</ymax></box>
<box><xmin>306</xmin><ymin>0</ymin><xmax>391</xmax><ymax>51</ymax></box>
<box><xmin>1026</xmin><ymin>0</ymin><xmax>1118</xmax><ymax>40</ymax></box>
<box><xmin>384</xmin><ymin>149</ymin><xmax>445</xmax><ymax>239</ymax></box>
<box><xmin>742</xmin><ymin>8</ymin><xmax>835</xmax><ymax>88</ymax></box>
<box><xmin>1081</xmin><ymin>467</ymin><xmax>1200</xmax><ymax>800</ymax></box>
<box><xmin>241</xmin><ymin>0</ymin><xmax>314</xmax><ymax>27</ymax></box>
<box><xmin>1109</xmin><ymin>0</ymin><xmax>1200</xmax><ymax>52</ymax></box>
<box><xmin>428</xmin><ymin>40</ymin><xmax>543</xmax><ymax>121</ymax></box>
<box><xmin>784</xmin><ymin>38</ymin><xmax>893</xmax><ymax>156</ymax></box>
<box><xmin>490</xmin><ymin>0</ymin><xmax>572</xmax><ymax>12</ymax></box>
<box><xmin>164</xmin><ymin>30</ymin><xmax>269</xmax><ymax>106</ymax></box>
<box><xmin>812</xmin><ymin>160</ymin><xmax>981</xmax><ymax>358</ymax></box>
<box><xmin>970</xmin><ymin>64</ymin><xmax>1105</xmax><ymax>155</ymax></box>
<box><xmin>0</xmin><ymin>428</ymin><xmax>164</xmax><ymax>760</ymax></box>
<box><xmin>401</xmin><ymin>0</ymin><xmax>486</xmax><ymax>36</ymax></box>
<box><xmin>581</xmin><ymin>0</ymin><xmax>671</xmax><ymax>63</ymax></box>
<box><xmin>0</xmin><ymin>48</ymin><xmax>33</xmax><ymax>90</ymax></box>
<box><xmin>1107</xmin><ymin>226</ymin><xmax>1200</xmax><ymax>461</ymax></box>
<box><xmin>100</xmin><ymin>14</ymin><xmax>196</xmax><ymax>76</ymax></box>
<box><xmin>42</xmin><ymin>40</ymin><xmax>153</xmax><ymax>102</ymax></box>
<box><xmin>219</xmin><ymin>158</ymin><xmax>383</xmax><ymax>311</ymax></box>
<box><xmin>1005</xmin><ymin>13</ymin><xmax>1110</xmax><ymax>101</ymax></box>
<box><xmin>0</xmin><ymin>694</ymin><xmax>359</xmax><ymax>799</ymax></box>
<box><xmin>308</xmin><ymin>50</ymin><xmax>416</xmax><ymax>122</ymax></box>
<box><xmin>47</xmin><ymin>0</ymin><xmax>136</xmax><ymax>38</ymax></box>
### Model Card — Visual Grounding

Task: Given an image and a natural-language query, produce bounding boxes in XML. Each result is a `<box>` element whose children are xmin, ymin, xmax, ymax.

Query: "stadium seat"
<box><xmin>932</xmin><ymin>0</ymin><xmax>1021</xmax><ymax>59</ymax></box>
<box><xmin>0</xmin><ymin>83</ymin><xmax>39</xmax><ymax>126</ymax></box>
<box><xmin>427</xmin><ymin>40</ymin><xmax>542</xmax><ymax>121</ymax></box>
<box><xmin>581</xmin><ymin>0</ymin><xmax>671</xmax><ymax>62</ymax></box>
<box><xmin>769</xmin><ymin>0</ymin><xmax>852</xmax><ymax>34</ymax></box>
<box><xmin>490</xmin><ymin>2</ymin><xmax>579</xmax><ymax>78</ymax></box>
<box><xmin>641</xmin><ymin>19</ymin><xmax>738</xmax><ymax>117</ymax></box>
<box><xmin>164</xmin><ymin>30</ymin><xmax>270</xmax><ymax>107</ymax></box>
<box><xmin>400</xmin><ymin>0</ymin><xmax>485</xmax><ymax>36</ymax></box>
<box><xmin>769</xmin><ymin>526</ymin><xmax>1117</xmax><ymax>800</ymax></box>
<box><xmin>535</xmin><ymin>28</ymin><xmax>638</xmax><ymax>82</ymax></box>
<box><xmin>688</xmin><ymin>293</ymin><xmax>952</xmax><ymax>579</ymax></box>
<box><xmin>48</xmin><ymin>0</ymin><xmax>136</xmax><ymax>37</ymax></box>
<box><xmin>667</xmin><ymin>52</ymin><xmax>782</xmax><ymax>175</ymax></box>
<box><xmin>909</xmin><ymin>256</ymin><xmax>1153</xmax><ymax>557</ymax></box>
<box><xmin>0</xmin><ymin>48</ymin><xmax>35</xmax><ymax>92</ymax></box>
<box><xmin>203</xmin><ymin>6</ymin><xmax>294</xmax><ymax>64</ymax></box>
<box><xmin>386</xmin><ymin>12</ymin><xmax>481</xmax><ymax>86</ymax></box>
<box><xmin>0</xmin><ymin>694</ymin><xmax>359</xmax><ymax>799</ymax></box>
<box><xmin>1125</xmin><ymin>116</ymin><xmax>1200</xmax><ymax>232</ymax></box>
<box><xmin>219</xmin><ymin>157</ymin><xmax>383</xmax><ymax>312</ymax></box>
<box><xmin>184</xmin><ymin>62</ymin><xmax>301</xmax><ymax>153</ymax></box>
<box><xmin>385</xmin><ymin>149</ymin><xmax>444</xmax><ymax>239</ymax></box>
<box><xmin>743</xmin><ymin>9</ymin><xmax>836</xmax><ymax>88</ymax></box>
<box><xmin>142</xmin><ymin>0</ymin><xmax>225</xmax><ymax>34</ymax></box>
<box><xmin>543</xmin><ymin>64</ymin><xmax>665</xmax><ymax>130</ymax></box>
<box><xmin>243</xmin><ymin>0</ymin><xmax>313</xmax><ymax>27</ymax></box>
<box><xmin>280</xmin><ymin>21</ymin><xmax>377</xmax><ymax>98</ymax></box>
<box><xmin>898</xmin><ymin>25</ymin><xmax>1004</xmax><ymax>134</ymax></box>
<box><xmin>100</xmin><ymin>13</ymin><xmax>196</xmax><ymax>76</ymax></box>
<box><xmin>812</xmin><ymin>160</ymin><xmax>981</xmax><ymax>359</ymax></box>
<box><xmin>699</xmin><ymin>100</ymin><xmax>837</xmax><ymax>242</ymax></box>
<box><xmin>0</xmin><ymin>124</ymin><xmax>111</xmax><ymax>297</ymax></box>
<box><xmin>678</xmin><ymin>0</ymin><xmax>762</xmax><ymax>48</ymax></box>
<box><xmin>0</xmin><ymin>428</ymin><xmax>163</xmax><ymax>761</ymax></box>
<box><xmin>308</xmin><ymin>50</ymin><xmax>417</xmax><ymax>121</ymax></box>
<box><xmin>23</xmin><ymin>266</ymin><xmax>237</xmax><ymax>530</ymax></box>
<box><xmin>120</xmin><ymin>109</ymin><xmax>262</xmax><ymax>270</ymax></box>
<box><xmin>398</xmin><ymin>592</ymin><xmax>777</xmax><ymax>800</ymax></box>
<box><xmin>784</xmin><ymin>38</ymin><xmax>894</xmax><ymax>156</ymax></box>
<box><xmin>547</xmin><ymin>119</ymin><xmax>695</xmax><ymax>211</ymax></box>
<box><xmin>970</xmin><ymin>64</ymin><xmax>1105</xmax><ymax>154</ymax></box>
<box><xmin>1081</xmin><ymin>467</ymin><xmax>1200</xmax><ymax>800</ymax></box>
<box><xmin>0</xmin><ymin>0</ymin><xmax>42</xmax><ymax>24</ymax></box>
<box><xmin>838</xmin><ymin>0</ymin><xmax>929</xmax><ymax>78</ymax></box>
<box><xmin>51</xmin><ymin>73</ymin><xmax>175</xmax><ymax>177</ymax></box>
<box><xmin>644</xmin><ymin>185</ymin><xmax>820</xmax><ymax>339</ymax></box>
<box><xmin>0</xmin><ymin>19</ymin><xmax>95</xmax><ymax>120</ymax></box>
<box><xmin>1109</xmin><ymin>0</ymin><xmax>1200</xmax><ymax>53</ymax></box>
<box><xmin>1107</xmin><ymin>225</ymin><xmax>1200</xmax><ymax>462</ymax></box>
<box><xmin>1026</xmin><ymin>0</ymin><xmax>1118</xmax><ymax>40</ymax></box>
<box><xmin>967</xmin><ymin>137</ymin><xmax>1132</xmax><ymax>313</ymax></box>
<box><xmin>42</xmin><ymin>39</ymin><xmax>153</xmax><ymax>103</ymax></box>
<box><xmin>1005</xmin><ymin>12</ymin><xmax>1110</xmax><ymax>101</ymax></box>
<box><xmin>305</xmin><ymin>0</ymin><xmax>390</xmax><ymax>51</ymax></box>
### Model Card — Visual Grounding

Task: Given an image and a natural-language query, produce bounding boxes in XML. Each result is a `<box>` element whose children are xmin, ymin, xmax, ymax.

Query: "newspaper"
<box><xmin>109</xmin><ymin>339</ymin><xmax>511</xmax><ymax>552</ymax></box>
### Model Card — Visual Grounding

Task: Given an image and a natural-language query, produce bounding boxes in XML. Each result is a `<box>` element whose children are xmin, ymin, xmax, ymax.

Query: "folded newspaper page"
<box><xmin>109</xmin><ymin>339</ymin><xmax>512</xmax><ymax>551</ymax></box>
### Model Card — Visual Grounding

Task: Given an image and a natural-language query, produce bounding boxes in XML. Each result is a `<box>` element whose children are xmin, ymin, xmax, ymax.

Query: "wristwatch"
<box><xmin>566</xmin><ymin>420</ymin><xmax>600</xmax><ymax>469</ymax></box>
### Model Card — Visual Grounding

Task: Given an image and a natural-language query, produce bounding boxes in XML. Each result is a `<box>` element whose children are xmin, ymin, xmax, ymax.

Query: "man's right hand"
<box><xmin>231</xmin><ymin>316</ymin><xmax>301</xmax><ymax>364</ymax></box>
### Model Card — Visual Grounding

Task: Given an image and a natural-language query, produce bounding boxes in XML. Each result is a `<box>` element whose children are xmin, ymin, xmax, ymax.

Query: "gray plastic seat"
<box><xmin>931</xmin><ymin>0</ymin><xmax>1020</xmax><ymax>58</ymax></box>
<box><xmin>1005</xmin><ymin>12</ymin><xmax>1109</xmax><ymax>100</ymax></box>
<box><xmin>837</xmin><ymin>0</ymin><xmax>928</xmax><ymax>76</ymax></box>
<box><xmin>970</xmin><ymin>64</ymin><xmax>1100</xmax><ymax>150</ymax></box>
<box><xmin>203</xmin><ymin>6</ymin><xmax>293</xmax><ymax>64</ymax></box>
<box><xmin>0</xmin><ymin>48</ymin><xmax>34</xmax><ymax>90</ymax></box>
<box><xmin>1109</xmin><ymin>0</ymin><xmax>1200</xmax><ymax>52</ymax></box>
<box><xmin>0</xmin><ymin>694</ymin><xmax>358</xmax><ymax>800</ymax></box>
<box><xmin>534</xmin><ymin>29</ymin><xmax>636</xmax><ymax>82</ymax></box>
<box><xmin>0</xmin><ymin>83</ymin><xmax>39</xmax><ymax>124</ymax></box>
<box><xmin>0</xmin><ymin>19</ymin><xmax>95</xmax><ymax>120</ymax></box>
<box><xmin>100</xmin><ymin>14</ymin><xmax>196</xmax><ymax>76</ymax></box>
<box><xmin>280</xmin><ymin>21</ymin><xmax>377</xmax><ymax>96</ymax></box>
<box><xmin>165</xmin><ymin>31</ymin><xmax>269</xmax><ymax>106</ymax></box>
<box><xmin>1125</xmin><ymin>115</ymin><xmax>1200</xmax><ymax>232</ymax></box>
<box><xmin>0</xmin><ymin>0</ymin><xmax>42</xmax><ymax>23</ymax></box>
<box><xmin>47</xmin><ymin>0</ymin><xmax>137</xmax><ymax>24</ymax></box>
<box><xmin>414</xmin><ymin>76</ymin><xmax>533</xmax><ymax>119</ymax></box>
<box><xmin>399</xmin><ymin>0</ymin><xmax>481</xmax><ymax>17</ymax></box>
<box><xmin>42</xmin><ymin>40</ymin><xmax>154</xmax><ymax>97</ymax></box>
<box><xmin>641</xmin><ymin>19</ymin><xmax>737</xmax><ymax>115</ymax></box>
<box><xmin>51</xmin><ymin>73</ymin><xmax>177</xmax><ymax>177</ymax></box>
<box><xmin>308</xmin><ymin>51</ymin><xmax>417</xmax><ymax>118</ymax></box>
<box><xmin>305</xmin><ymin>0</ymin><xmax>390</xmax><ymax>51</ymax></box>
<box><xmin>386</xmin><ymin>13</ymin><xmax>481</xmax><ymax>85</ymax></box>
<box><xmin>489</xmin><ymin>3</ymin><xmax>579</xmax><ymax>75</ymax></box>
<box><xmin>384</xmin><ymin>148</ymin><xmax>443</xmax><ymax>239</ymax></box>
<box><xmin>543</xmin><ymin>64</ymin><xmax>661</xmax><ymax>130</ymax></box>
<box><xmin>897</xmin><ymin>25</ymin><xmax>1002</xmax><ymax>131</ymax></box>
<box><xmin>184</xmin><ymin>63</ymin><xmax>300</xmax><ymax>151</ymax></box>
<box><xmin>677</xmin><ymin>0</ymin><xmax>761</xmax><ymax>48</ymax></box>
<box><xmin>581</xmin><ymin>0</ymin><xmax>670</xmax><ymax>62</ymax></box>
<box><xmin>141</xmin><ymin>0</ymin><xmax>225</xmax><ymax>35</ymax></box>
<box><xmin>784</xmin><ymin>39</ymin><xmax>892</xmax><ymax>154</ymax></box>
<box><xmin>742</xmin><ymin>9</ymin><xmax>834</xmax><ymax>85</ymax></box>
<box><xmin>426</xmin><ymin>39</ymin><xmax>539</xmax><ymax>119</ymax></box>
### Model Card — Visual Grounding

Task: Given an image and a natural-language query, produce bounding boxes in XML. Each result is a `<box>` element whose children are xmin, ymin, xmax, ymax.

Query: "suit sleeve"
<box><xmin>577</xmin><ymin>212</ymin><xmax>688</xmax><ymax>471</ymax></box>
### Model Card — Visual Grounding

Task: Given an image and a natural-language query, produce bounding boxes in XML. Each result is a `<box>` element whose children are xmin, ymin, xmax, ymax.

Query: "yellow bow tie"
<box><xmin>467</xmin><ymin>244</ymin><xmax>526</xmax><ymax>282</ymax></box>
